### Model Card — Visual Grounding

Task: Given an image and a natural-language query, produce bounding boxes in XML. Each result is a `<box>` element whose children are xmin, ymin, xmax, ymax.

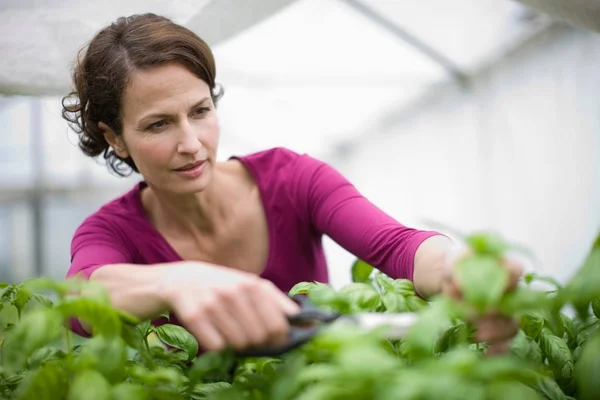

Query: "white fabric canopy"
<box><xmin>0</xmin><ymin>0</ymin><xmax>296</xmax><ymax>96</ymax></box>
<box><xmin>1</xmin><ymin>0</ymin><xmax>598</xmax><ymax>159</ymax></box>
<box><xmin>0</xmin><ymin>0</ymin><xmax>564</xmax><ymax>96</ymax></box>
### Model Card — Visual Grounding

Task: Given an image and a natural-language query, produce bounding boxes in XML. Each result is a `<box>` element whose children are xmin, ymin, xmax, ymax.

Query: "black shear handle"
<box><xmin>235</xmin><ymin>294</ymin><xmax>341</xmax><ymax>358</ymax></box>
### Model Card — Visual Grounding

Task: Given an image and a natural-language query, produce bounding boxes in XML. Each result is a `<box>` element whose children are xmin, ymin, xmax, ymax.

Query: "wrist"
<box><xmin>413</xmin><ymin>235</ymin><xmax>455</xmax><ymax>299</ymax></box>
<box><xmin>154</xmin><ymin>263</ymin><xmax>191</xmax><ymax>312</ymax></box>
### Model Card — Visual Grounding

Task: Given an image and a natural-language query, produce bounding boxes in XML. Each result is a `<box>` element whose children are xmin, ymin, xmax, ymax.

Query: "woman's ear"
<box><xmin>99</xmin><ymin>121</ymin><xmax>129</xmax><ymax>158</ymax></box>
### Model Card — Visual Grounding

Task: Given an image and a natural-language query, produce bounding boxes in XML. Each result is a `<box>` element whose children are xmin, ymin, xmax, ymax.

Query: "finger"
<box><xmin>192</xmin><ymin>318</ymin><xmax>227</xmax><ymax>351</ymax></box>
<box><xmin>274</xmin><ymin>286</ymin><xmax>301</xmax><ymax>316</ymax></box>
<box><xmin>208</xmin><ymin>303</ymin><xmax>253</xmax><ymax>351</ymax></box>
<box><xmin>486</xmin><ymin>340</ymin><xmax>513</xmax><ymax>356</ymax></box>
<box><xmin>222</xmin><ymin>289</ymin><xmax>269</xmax><ymax>347</ymax></box>
<box><xmin>252</xmin><ymin>282</ymin><xmax>296</xmax><ymax>345</ymax></box>
<box><xmin>175</xmin><ymin>297</ymin><xmax>226</xmax><ymax>351</ymax></box>
<box><xmin>475</xmin><ymin>315</ymin><xmax>519</xmax><ymax>343</ymax></box>
<box><xmin>441</xmin><ymin>278</ymin><xmax>462</xmax><ymax>301</ymax></box>
<box><xmin>502</xmin><ymin>258</ymin><xmax>525</xmax><ymax>291</ymax></box>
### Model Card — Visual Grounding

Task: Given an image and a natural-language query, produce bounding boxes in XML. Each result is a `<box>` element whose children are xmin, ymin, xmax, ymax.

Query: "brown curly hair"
<box><xmin>61</xmin><ymin>13</ymin><xmax>224</xmax><ymax>176</ymax></box>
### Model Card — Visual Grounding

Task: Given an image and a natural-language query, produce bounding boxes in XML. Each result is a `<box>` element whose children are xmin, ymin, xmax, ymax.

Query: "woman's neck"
<box><xmin>142</xmin><ymin>162</ymin><xmax>247</xmax><ymax>237</ymax></box>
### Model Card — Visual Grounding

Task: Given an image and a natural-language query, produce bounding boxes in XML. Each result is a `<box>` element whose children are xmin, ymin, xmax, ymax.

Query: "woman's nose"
<box><xmin>176</xmin><ymin>122</ymin><xmax>202</xmax><ymax>154</ymax></box>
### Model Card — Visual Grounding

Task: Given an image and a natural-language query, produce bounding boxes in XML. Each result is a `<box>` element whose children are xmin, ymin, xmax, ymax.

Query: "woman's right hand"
<box><xmin>157</xmin><ymin>262</ymin><xmax>300</xmax><ymax>352</ymax></box>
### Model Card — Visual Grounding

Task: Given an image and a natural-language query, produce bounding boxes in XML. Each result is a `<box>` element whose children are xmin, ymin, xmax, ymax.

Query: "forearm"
<box><xmin>412</xmin><ymin>234</ymin><xmax>456</xmax><ymax>299</ymax></box>
<box><xmin>87</xmin><ymin>262</ymin><xmax>179</xmax><ymax>322</ymax></box>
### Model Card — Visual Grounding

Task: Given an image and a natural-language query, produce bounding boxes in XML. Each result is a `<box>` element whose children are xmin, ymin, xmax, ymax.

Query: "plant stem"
<box><xmin>65</xmin><ymin>326</ymin><xmax>73</xmax><ymax>353</ymax></box>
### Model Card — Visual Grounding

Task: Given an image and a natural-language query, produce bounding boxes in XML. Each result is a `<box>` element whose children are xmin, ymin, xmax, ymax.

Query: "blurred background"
<box><xmin>0</xmin><ymin>0</ymin><xmax>598</xmax><ymax>289</ymax></box>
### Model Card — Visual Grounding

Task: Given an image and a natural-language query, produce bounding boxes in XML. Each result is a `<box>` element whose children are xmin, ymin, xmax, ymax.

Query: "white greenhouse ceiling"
<box><xmin>0</xmin><ymin>0</ymin><xmax>596</xmax><ymax>158</ymax></box>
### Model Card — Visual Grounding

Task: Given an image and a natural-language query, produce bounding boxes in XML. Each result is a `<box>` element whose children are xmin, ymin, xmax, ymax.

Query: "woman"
<box><xmin>63</xmin><ymin>13</ymin><xmax>521</xmax><ymax>355</ymax></box>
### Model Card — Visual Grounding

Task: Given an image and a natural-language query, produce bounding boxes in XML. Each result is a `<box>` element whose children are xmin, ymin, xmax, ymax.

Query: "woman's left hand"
<box><xmin>441</xmin><ymin>253</ymin><xmax>525</xmax><ymax>355</ymax></box>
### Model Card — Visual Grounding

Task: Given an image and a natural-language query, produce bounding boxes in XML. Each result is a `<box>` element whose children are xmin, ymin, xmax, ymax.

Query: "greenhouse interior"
<box><xmin>0</xmin><ymin>0</ymin><xmax>599</xmax><ymax>399</ymax></box>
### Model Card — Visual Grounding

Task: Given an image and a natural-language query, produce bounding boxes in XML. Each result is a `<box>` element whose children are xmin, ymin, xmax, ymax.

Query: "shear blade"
<box><xmin>346</xmin><ymin>312</ymin><xmax>419</xmax><ymax>339</ymax></box>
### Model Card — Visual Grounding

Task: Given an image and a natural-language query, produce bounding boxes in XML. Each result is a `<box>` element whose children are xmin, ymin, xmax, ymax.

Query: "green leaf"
<box><xmin>575</xmin><ymin>331</ymin><xmax>600</xmax><ymax>400</ymax></box>
<box><xmin>540</xmin><ymin>328</ymin><xmax>574</xmax><ymax>381</ymax></box>
<box><xmin>306</xmin><ymin>284</ymin><xmax>339</xmax><ymax>308</ymax></box>
<box><xmin>335</xmin><ymin>342</ymin><xmax>401</xmax><ymax>374</ymax></box>
<box><xmin>510</xmin><ymin>330</ymin><xmax>543</xmax><ymax>365</ymax></box>
<box><xmin>487</xmin><ymin>381</ymin><xmax>544</xmax><ymax>400</ymax></box>
<box><xmin>294</xmin><ymin>382</ymin><xmax>356</xmax><ymax>400</ymax></box>
<box><xmin>524</xmin><ymin>272</ymin><xmax>563</xmax><ymax>290</ymax></box>
<box><xmin>111</xmin><ymin>382</ymin><xmax>151</xmax><ymax>400</ymax></box>
<box><xmin>435</xmin><ymin>323</ymin><xmax>470</xmax><ymax>353</ymax></box>
<box><xmin>530</xmin><ymin>373</ymin><xmax>569</xmax><ymax>400</ymax></box>
<box><xmin>151</xmin><ymin>387</ymin><xmax>187</xmax><ymax>400</ymax></box>
<box><xmin>30</xmin><ymin>293</ymin><xmax>53</xmax><ymax>307</ymax></box>
<box><xmin>338</xmin><ymin>283</ymin><xmax>381</xmax><ymax>311</ymax></box>
<box><xmin>381</xmin><ymin>292</ymin><xmax>409</xmax><ymax>313</ymax></box>
<box><xmin>129</xmin><ymin>365</ymin><xmax>187</xmax><ymax>387</ymax></box>
<box><xmin>27</xmin><ymin>348</ymin><xmax>66</xmax><ymax>369</ymax></box>
<box><xmin>404</xmin><ymin>298</ymin><xmax>454</xmax><ymax>358</ymax></box>
<box><xmin>154</xmin><ymin>324</ymin><xmax>199</xmax><ymax>361</ymax></box>
<box><xmin>75</xmin><ymin>335</ymin><xmax>128</xmax><ymax>383</ymax></box>
<box><xmin>12</xmin><ymin>287</ymin><xmax>31</xmax><ymax>314</ymax></box>
<box><xmin>374</xmin><ymin>273</ymin><xmax>396</xmax><ymax>293</ymax></box>
<box><xmin>390</xmin><ymin>279</ymin><xmax>416</xmax><ymax>296</ymax></box>
<box><xmin>406</xmin><ymin>295</ymin><xmax>428</xmax><ymax>312</ymax></box>
<box><xmin>499</xmin><ymin>287</ymin><xmax>552</xmax><ymax>315</ymax></box>
<box><xmin>1</xmin><ymin>307</ymin><xmax>63</xmax><ymax>374</ymax></box>
<box><xmin>351</xmin><ymin>259</ymin><xmax>374</xmax><ymax>283</ymax></box>
<box><xmin>464</xmin><ymin>231</ymin><xmax>510</xmax><ymax>258</ymax></box>
<box><xmin>21</xmin><ymin>277</ymin><xmax>108</xmax><ymax>303</ymax></box>
<box><xmin>455</xmin><ymin>254</ymin><xmax>509</xmax><ymax>313</ymax></box>
<box><xmin>561</xmin><ymin>314</ymin><xmax>578</xmax><ymax>348</ymax></box>
<box><xmin>520</xmin><ymin>312</ymin><xmax>545</xmax><ymax>340</ymax></box>
<box><xmin>471</xmin><ymin>355</ymin><xmax>542</xmax><ymax>382</ymax></box>
<box><xmin>287</xmin><ymin>363</ymin><xmax>338</xmax><ymax>385</ymax></box>
<box><xmin>0</xmin><ymin>285</ymin><xmax>16</xmax><ymax>303</ymax></box>
<box><xmin>562</xmin><ymin>246</ymin><xmax>600</xmax><ymax>319</ymax></box>
<box><xmin>120</xmin><ymin>322</ymin><xmax>145</xmax><ymax>351</ymax></box>
<box><xmin>188</xmin><ymin>349</ymin><xmax>236</xmax><ymax>384</ymax></box>
<box><xmin>67</xmin><ymin>370</ymin><xmax>112</xmax><ymax>400</ymax></box>
<box><xmin>591</xmin><ymin>298</ymin><xmax>600</xmax><ymax>320</ymax></box>
<box><xmin>13</xmin><ymin>361</ymin><xmax>68</xmax><ymax>400</ymax></box>
<box><xmin>138</xmin><ymin>320</ymin><xmax>153</xmax><ymax>337</ymax></box>
<box><xmin>191</xmin><ymin>382</ymin><xmax>232</xmax><ymax>397</ymax></box>
<box><xmin>288</xmin><ymin>282</ymin><xmax>326</xmax><ymax>297</ymax></box>
<box><xmin>55</xmin><ymin>297</ymin><xmax>122</xmax><ymax>336</ymax></box>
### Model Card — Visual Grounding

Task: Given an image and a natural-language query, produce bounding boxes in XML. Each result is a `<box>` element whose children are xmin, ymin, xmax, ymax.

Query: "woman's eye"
<box><xmin>148</xmin><ymin>120</ymin><xmax>166</xmax><ymax>130</ymax></box>
<box><xmin>195</xmin><ymin>107</ymin><xmax>210</xmax><ymax>115</ymax></box>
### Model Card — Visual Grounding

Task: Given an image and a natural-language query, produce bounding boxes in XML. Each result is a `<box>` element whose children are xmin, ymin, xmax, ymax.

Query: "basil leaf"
<box><xmin>55</xmin><ymin>297</ymin><xmax>122</xmax><ymax>337</ymax></box>
<box><xmin>520</xmin><ymin>312</ymin><xmax>545</xmax><ymax>340</ymax></box>
<box><xmin>381</xmin><ymin>292</ymin><xmax>409</xmax><ymax>313</ymax></box>
<box><xmin>67</xmin><ymin>369</ymin><xmax>112</xmax><ymax>400</ymax></box>
<box><xmin>1</xmin><ymin>307</ymin><xmax>63</xmax><ymax>374</ymax></box>
<box><xmin>76</xmin><ymin>335</ymin><xmax>128</xmax><ymax>383</ymax></box>
<box><xmin>540</xmin><ymin>328</ymin><xmax>574</xmax><ymax>381</ymax></box>
<box><xmin>154</xmin><ymin>324</ymin><xmax>199</xmax><ymax>361</ymax></box>
<box><xmin>112</xmin><ymin>382</ymin><xmax>151</xmax><ymax>400</ymax></box>
<box><xmin>575</xmin><ymin>331</ymin><xmax>600</xmax><ymax>400</ymax></box>
<box><xmin>454</xmin><ymin>254</ymin><xmax>509</xmax><ymax>313</ymax></box>
<box><xmin>13</xmin><ymin>361</ymin><xmax>68</xmax><ymax>400</ymax></box>
<box><xmin>351</xmin><ymin>259</ymin><xmax>374</xmax><ymax>283</ymax></box>
<box><xmin>338</xmin><ymin>283</ymin><xmax>381</xmax><ymax>311</ymax></box>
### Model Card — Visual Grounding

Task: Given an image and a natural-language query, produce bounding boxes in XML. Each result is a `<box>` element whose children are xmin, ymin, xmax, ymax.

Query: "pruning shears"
<box><xmin>236</xmin><ymin>294</ymin><xmax>418</xmax><ymax>357</ymax></box>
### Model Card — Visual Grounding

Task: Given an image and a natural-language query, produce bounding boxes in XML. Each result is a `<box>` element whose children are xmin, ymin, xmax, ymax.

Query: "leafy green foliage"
<box><xmin>0</xmin><ymin>230</ymin><xmax>598</xmax><ymax>399</ymax></box>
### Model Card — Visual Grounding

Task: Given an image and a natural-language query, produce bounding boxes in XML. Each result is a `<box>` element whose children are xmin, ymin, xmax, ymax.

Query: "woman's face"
<box><xmin>109</xmin><ymin>63</ymin><xmax>220</xmax><ymax>195</ymax></box>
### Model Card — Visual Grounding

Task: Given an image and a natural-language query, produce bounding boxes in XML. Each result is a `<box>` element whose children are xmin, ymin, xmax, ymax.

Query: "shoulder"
<box><xmin>232</xmin><ymin>146</ymin><xmax>304</xmax><ymax>167</ymax></box>
<box><xmin>231</xmin><ymin>147</ymin><xmax>326</xmax><ymax>180</ymax></box>
<box><xmin>72</xmin><ymin>182</ymin><xmax>146</xmax><ymax>241</ymax></box>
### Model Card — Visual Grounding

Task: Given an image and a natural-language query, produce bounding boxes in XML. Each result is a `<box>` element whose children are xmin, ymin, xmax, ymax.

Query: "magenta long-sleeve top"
<box><xmin>66</xmin><ymin>147</ymin><xmax>441</xmax><ymax>336</ymax></box>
